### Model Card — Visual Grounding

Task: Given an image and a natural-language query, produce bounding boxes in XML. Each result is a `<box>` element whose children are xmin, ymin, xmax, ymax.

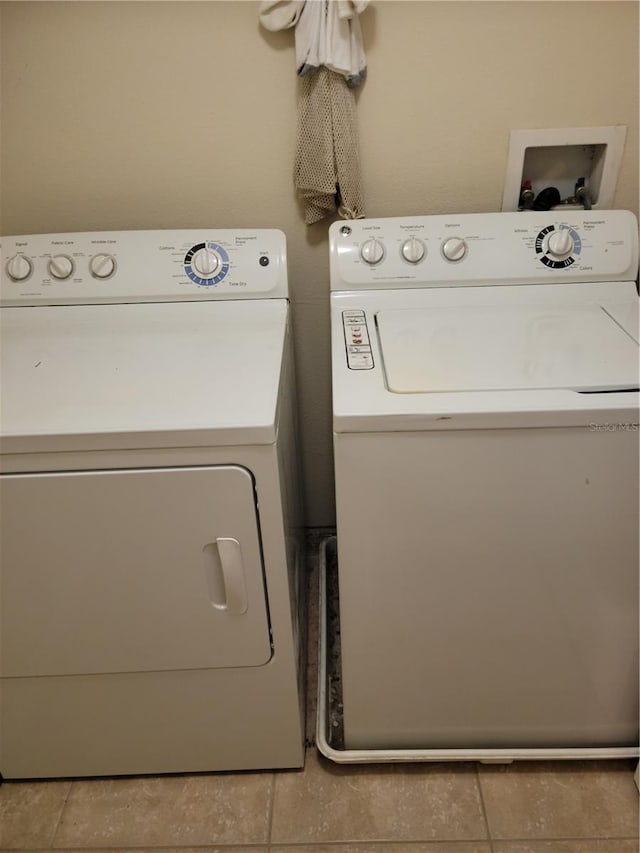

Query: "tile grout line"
<box><xmin>474</xmin><ymin>762</ymin><xmax>496</xmax><ymax>853</ymax></box>
<box><xmin>49</xmin><ymin>779</ymin><xmax>74</xmax><ymax>850</ymax></box>
<box><xmin>266</xmin><ymin>769</ymin><xmax>277</xmax><ymax>849</ymax></box>
<box><xmin>489</xmin><ymin>834</ymin><xmax>640</xmax><ymax>843</ymax></box>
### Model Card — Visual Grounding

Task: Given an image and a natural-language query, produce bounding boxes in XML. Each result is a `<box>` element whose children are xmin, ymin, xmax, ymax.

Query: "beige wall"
<box><xmin>1</xmin><ymin>1</ymin><xmax>638</xmax><ymax>526</ymax></box>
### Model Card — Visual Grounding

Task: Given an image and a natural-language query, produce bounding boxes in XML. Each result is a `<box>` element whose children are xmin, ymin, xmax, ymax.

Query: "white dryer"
<box><xmin>0</xmin><ymin>229</ymin><xmax>305</xmax><ymax>778</ymax></box>
<box><xmin>329</xmin><ymin>210</ymin><xmax>639</xmax><ymax>761</ymax></box>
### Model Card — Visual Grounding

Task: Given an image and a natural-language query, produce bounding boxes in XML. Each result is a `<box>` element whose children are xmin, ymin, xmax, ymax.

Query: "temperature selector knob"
<box><xmin>89</xmin><ymin>253</ymin><xmax>116</xmax><ymax>279</ymax></box>
<box><xmin>191</xmin><ymin>247</ymin><xmax>221</xmax><ymax>278</ymax></box>
<box><xmin>546</xmin><ymin>229</ymin><xmax>574</xmax><ymax>259</ymax></box>
<box><xmin>6</xmin><ymin>253</ymin><xmax>33</xmax><ymax>281</ymax></box>
<box><xmin>48</xmin><ymin>254</ymin><xmax>74</xmax><ymax>280</ymax></box>
<box><xmin>401</xmin><ymin>237</ymin><xmax>426</xmax><ymax>264</ymax></box>
<box><xmin>360</xmin><ymin>238</ymin><xmax>385</xmax><ymax>266</ymax></box>
<box><xmin>442</xmin><ymin>237</ymin><xmax>467</xmax><ymax>262</ymax></box>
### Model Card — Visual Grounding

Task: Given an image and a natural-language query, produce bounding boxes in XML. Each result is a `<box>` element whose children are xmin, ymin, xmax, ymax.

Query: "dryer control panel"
<box><xmin>330</xmin><ymin>210</ymin><xmax>639</xmax><ymax>291</ymax></box>
<box><xmin>0</xmin><ymin>229</ymin><xmax>288</xmax><ymax>305</ymax></box>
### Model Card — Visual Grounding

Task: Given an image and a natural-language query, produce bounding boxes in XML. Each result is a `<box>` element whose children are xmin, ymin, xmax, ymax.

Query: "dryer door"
<box><xmin>1</xmin><ymin>465</ymin><xmax>272</xmax><ymax>676</ymax></box>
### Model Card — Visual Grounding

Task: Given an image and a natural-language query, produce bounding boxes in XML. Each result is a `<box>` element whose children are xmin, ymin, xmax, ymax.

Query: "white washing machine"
<box><xmin>329</xmin><ymin>210</ymin><xmax>639</xmax><ymax>761</ymax></box>
<box><xmin>0</xmin><ymin>229</ymin><xmax>305</xmax><ymax>778</ymax></box>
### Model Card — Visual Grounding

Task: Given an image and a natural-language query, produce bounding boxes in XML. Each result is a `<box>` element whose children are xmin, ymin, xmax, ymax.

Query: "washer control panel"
<box><xmin>330</xmin><ymin>210</ymin><xmax>639</xmax><ymax>290</ymax></box>
<box><xmin>1</xmin><ymin>229</ymin><xmax>287</xmax><ymax>305</ymax></box>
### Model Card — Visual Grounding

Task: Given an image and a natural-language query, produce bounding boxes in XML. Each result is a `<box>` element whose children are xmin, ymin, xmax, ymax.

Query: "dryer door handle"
<box><xmin>202</xmin><ymin>538</ymin><xmax>248</xmax><ymax>615</ymax></box>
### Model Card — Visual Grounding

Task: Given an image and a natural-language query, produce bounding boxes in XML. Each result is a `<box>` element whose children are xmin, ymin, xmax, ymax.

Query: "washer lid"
<box><xmin>1</xmin><ymin>299</ymin><xmax>288</xmax><ymax>453</ymax></box>
<box><xmin>377</xmin><ymin>304</ymin><xmax>639</xmax><ymax>394</ymax></box>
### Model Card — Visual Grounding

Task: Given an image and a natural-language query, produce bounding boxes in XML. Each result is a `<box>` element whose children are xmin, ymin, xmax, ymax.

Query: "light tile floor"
<box><xmin>1</xmin><ymin>532</ymin><xmax>638</xmax><ymax>853</ymax></box>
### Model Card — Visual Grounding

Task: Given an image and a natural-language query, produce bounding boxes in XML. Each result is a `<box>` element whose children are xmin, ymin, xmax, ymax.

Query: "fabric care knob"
<box><xmin>48</xmin><ymin>255</ymin><xmax>75</xmax><ymax>280</ymax></box>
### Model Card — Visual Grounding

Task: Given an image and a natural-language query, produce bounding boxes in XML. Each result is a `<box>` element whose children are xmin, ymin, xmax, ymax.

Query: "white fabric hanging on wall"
<box><xmin>259</xmin><ymin>0</ymin><xmax>368</xmax><ymax>223</ymax></box>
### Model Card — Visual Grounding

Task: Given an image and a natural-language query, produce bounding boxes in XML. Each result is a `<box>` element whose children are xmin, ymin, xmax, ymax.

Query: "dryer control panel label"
<box><xmin>0</xmin><ymin>229</ymin><xmax>288</xmax><ymax>306</ymax></box>
<box><xmin>343</xmin><ymin>310</ymin><xmax>374</xmax><ymax>370</ymax></box>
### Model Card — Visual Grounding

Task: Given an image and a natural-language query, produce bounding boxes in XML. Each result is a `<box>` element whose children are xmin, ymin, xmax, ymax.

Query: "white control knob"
<box><xmin>191</xmin><ymin>247</ymin><xmax>220</xmax><ymax>278</ymax></box>
<box><xmin>48</xmin><ymin>254</ymin><xmax>74</xmax><ymax>280</ymax></box>
<box><xmin>360</xmin><ymin>238</ymin><xmax>385</xmax><ymax>265</ymax></box>
<box><xmin>546</xmin><ymin>229</ymin><xmax>574</xmax><ymax>259</ymax></box>
<box><xmin>89</xmin><ymin>253</ymin><xmax>116</xmax><ymax>279</ymax></box>
<box><xmin>401</xmin><ymin>237</ymin><xmax>426</xmax><ymax>264</ymax></box>
<box><xmin>442</xmin><ymin>237</ymin><xmax>467</xmax><ymax>262</ymax></box>
<box><xmin>6</xmin><ymin>253</ymin><xmax>33</xmax><ymax>281</ymax></box>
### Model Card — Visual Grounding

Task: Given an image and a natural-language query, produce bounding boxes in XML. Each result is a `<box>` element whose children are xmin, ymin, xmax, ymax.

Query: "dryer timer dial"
<box><xmin>191</xmin><ymin>246</ymin><xmax>221</xmax><ymax>278</ymax></box>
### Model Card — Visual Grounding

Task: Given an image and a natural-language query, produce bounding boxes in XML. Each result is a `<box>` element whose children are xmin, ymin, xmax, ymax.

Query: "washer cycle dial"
<box><xmin>184</xmin><ymin>242</ymin><xmax>230</xmax><ymax>286</ymax></box>
<box><xmin>536</xmin><ymin>225</ymin><xmax>581</xmax><ymax>269</ymax></box>
<box><xmin>547</xmin><ymin>229</ymin><xmax>574</xmax><ymax>259</ymax></box>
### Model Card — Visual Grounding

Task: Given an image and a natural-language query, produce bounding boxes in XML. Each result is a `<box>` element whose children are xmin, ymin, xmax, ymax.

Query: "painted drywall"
<box><xmin>1</xmin><ymin>1</ymin><xmax>638</xmax><ymax>526</ymax></box>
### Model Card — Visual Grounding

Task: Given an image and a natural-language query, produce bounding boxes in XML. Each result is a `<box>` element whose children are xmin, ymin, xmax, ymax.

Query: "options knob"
<box><xmin>360</xmin><ymin>238</ymin><xmax>385</xmax><ymax>266</ymax></box>
<box><xmin>6</xmin><ymin>253</ymin><xmax>33</xmax><ymax>282</ymax></box>
<box><xmin>191</xmin><ymin>247</ymin><xmax>221</xmax><ymax>278</ymax></box>
<box><xmin>546</xmin><ymin>229</ymin><xmax>574</xmax><ymax>259</ymax></box>
<box><xmin>48</xmin><ymin>254</ymin><xmax>74</xmax><ymax>280</ymax></box>
<box><xmin>89</xmin><ymin>253</ymin><xmax>116</xmax><ymax>279</ymax></box>
<box><xmin>401</xmin><ymin>237</ymin><xmax>426</xmax><ymax>264</ymax></box>
<box><xmin>442</xmin><ymin>237</ymin><xmax>467</xmax><ymax>262</ymax></box>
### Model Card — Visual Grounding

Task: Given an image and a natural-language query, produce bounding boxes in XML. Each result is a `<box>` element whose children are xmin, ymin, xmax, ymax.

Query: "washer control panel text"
<box><xmin>330</xmin><ymin>211</ymin><xmax>638</xmax><ymax>290</ymax></box>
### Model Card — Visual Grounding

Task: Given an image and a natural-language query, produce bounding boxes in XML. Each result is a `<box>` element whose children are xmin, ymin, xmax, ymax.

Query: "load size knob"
<box><xmin>6</xmin><ymin>253</ymin><xmax>33</xmax><ymax>281</ymax></box>
<box><xmin>191</xmin><ymin>247</ymin><xmax>221</xmax><ymax>278</ymax></box>
<box><xmin>442</xmin><ymin>237</ymin><xmax>467</xmax><ymax>262</ymax></box>
<box><xmin>401</xmin><ymin>237</ymin><xmax>426</xmax><ymax>264</ymax></box>
<box><xmin>360</xmin><ymin>238</ymin><xmax>385</xmax><ymax>265</ymax></box>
